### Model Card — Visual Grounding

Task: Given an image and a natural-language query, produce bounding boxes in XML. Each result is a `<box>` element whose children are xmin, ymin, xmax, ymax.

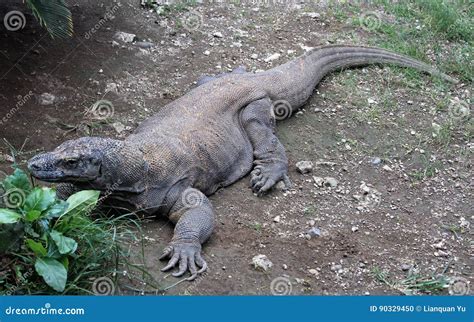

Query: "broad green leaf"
<box><xmin>34</xmin><ymin>257</ymin><xmax>67</xmax><ymax>292</ymax></box>
<box><xmin>44</xmin><ymin>200</ymin><xmax>68</xmax><ymax>219</ymax></box>
<box><xmin>25</xmin><ymin>210</ymin><xmax>41</xmax><ymax>222</ymax></box>
<box><xmin>0</xmin><ymin>209</ymin><xmax>22</xmax><ymax>224</ymax></box>
<box><xmin>50</xmin><ymin>230</ymin><xmax>77</xmax><ymax>255</ymax></box>
<box><xmin>24</xmin><ymin>188</ymin><xmax>56</xmax><ymax>212</ymax></box>
<box><xmin>26</xmin><ymin>239</ymin><xmax>47</xmax><ymax>257</ymax></box>
<box><xmin>2</xmin><ymin>168</ymin><xmax>31</xmax><ymax>192</ymax></box>
<box><xmin>63</xmin><ymin>190</ymin><xmax>100</xmax><ymax>217</ymax></box>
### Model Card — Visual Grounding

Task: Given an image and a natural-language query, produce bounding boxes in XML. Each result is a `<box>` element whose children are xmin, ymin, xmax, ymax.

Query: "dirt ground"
<box><xmin>0</xmin><ymin>1</ymin><xmax>472</xmax><ymax>295</ymax></box>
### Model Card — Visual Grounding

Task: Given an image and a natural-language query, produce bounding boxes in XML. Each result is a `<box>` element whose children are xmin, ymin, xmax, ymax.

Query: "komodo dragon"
<box><xmin>28</xmin><ymin>45</ymin><xmax>456</xmax><ymax>280</ymax></box>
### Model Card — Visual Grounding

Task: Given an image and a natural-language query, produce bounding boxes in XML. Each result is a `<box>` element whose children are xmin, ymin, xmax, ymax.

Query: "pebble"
<box><xmin>351</xmin><ymin>226</ymin><xmax>359</xmax><ymax>232</ymax></box>
<box><xmin>203</xmin><ymin>50</ymin><xmax>210</xmax><ymax>56</ymax></box>
<box><xmin>105</xmin><ymin>82</ymin><xmax>119</xmax><ymax>94</ymax></box>
<box><xmin>282</xmin><ymin>264</ymin><xmax>288</xmax><ymax>270</ymax></box>
<box><xmin>38</xmin><ymin>93</ymin><xmax>56</xmax><ymax>105</ymax></box>
<box><xmin>371</xmin><ymin>157</ymin><xmax>382</xmax><ymax>165</ymax></box>
<box><xmin>114</xmin><ymin>31</ymin><xmax>136</xmax><ymax>43</ymax></box>
<box><xmin>323</xmin><ymin>177</ymin><xmax>338</xmax><ymax>187</ymax></box>
<box><xmin>308</xmin><ymin>268</ymin><xmax>318</xmax><ymax>275</ymax></box>
<box><xmin>382</xmin><ymin>165</ymin><xmax>393</xmax><ymax>172</ymax></box>
<box><xmin>401</xmin><ymin>264</ymin><xmax>411</xmax><ymax>271</ymax></box>
<box><xmin>264</xmin><ymin>53</ymin><xmax>281</xmax><ymax>62</ymax></box>
<box><xmin>307</xmin><ymin>227</ymin><xmax>321</xmax><ymax>238</ymax></box>
<box><xmin>213</xmin><ymin>31</ymin><xmax>223</xmax><ymax>38</ymax></box>
<box><xmin>111</xmin><ymin>122</ymin><xmax>126</xmax><ymax>134</ymax></box>
<box><xmin>330</xmin><ymin>264</ymin><xmax>342</xmax><ymax>272</ymax></box>
<box><xmin>313</xmin><ymin>176</ymin><xmax>324</xmax><ymax>187</ymax></box>
<box><xmin>251</xmin><ymin>254</ymin><xmax>273</xmax><ymax>271</ymax></box>
<box><xmin>296</xmin><ymin>161</ymin><xmax>313</xmax><ymax>174</ymax></box>
<box><xmin>273</xmin><ymin>215</ymin><xmax>281</xmax><ymax>223</ymax></box>
<box><xmin>135</xmin><ymin>41</ymin><xmax>154</xmax><ymax>49</ymax></box>
<box><xmin>250</xmin><ymin>53</ymin><xmax>258</xmax><ymax>60</ymax></box>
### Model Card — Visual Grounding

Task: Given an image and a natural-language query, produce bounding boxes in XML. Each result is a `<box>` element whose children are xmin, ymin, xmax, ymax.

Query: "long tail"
<box><xmin>268</xmin><ymin>45</ymin><xmax>458</xmax><ymax>111</ymax></box>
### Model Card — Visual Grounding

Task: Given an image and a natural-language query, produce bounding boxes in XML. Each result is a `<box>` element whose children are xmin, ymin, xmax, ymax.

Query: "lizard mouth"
<box><xmin>29</xmin><ymin>170</ymin><xmax>67</xmax><ymax>182</ymax></box>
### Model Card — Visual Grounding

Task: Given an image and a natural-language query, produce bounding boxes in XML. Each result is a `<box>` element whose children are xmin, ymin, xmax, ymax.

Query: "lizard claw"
<box><xmin>160</xmin><ymin>241</ymin><xmax>207</xmax><ymax>281</ymax></box>
<box><xmin>250</xmin><ymin>164</ymin><xmax>290</xmax><ymax>196</ymax></box>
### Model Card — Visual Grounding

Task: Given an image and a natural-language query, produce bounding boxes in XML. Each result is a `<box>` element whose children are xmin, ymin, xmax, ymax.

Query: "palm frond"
<box><xmin>25</xmin><ymin>0</ymin><xmax>73</xmax><ymax>39</ymax></box>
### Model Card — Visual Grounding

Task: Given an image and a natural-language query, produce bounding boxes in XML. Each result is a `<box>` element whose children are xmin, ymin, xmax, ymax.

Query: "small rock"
<box><xmin>250</xmin><ymin>53</ymin><xmax>258</xmax><ymax>60</ymax></box>
<box><xmin>401</xmin><ymin>264</ymin><xmax>411</xmax><ymax>271</ymax></box>
<box><xmin>273</xmin><ymin>215</ymin><xmax>281</xmax><ymax>223</ymax></box>
<box><xmin>282</xmin><ymin>264</ymin><xmax>288</xmax><ymax>270</ymax></box>
<box><xmin>39</xmin><ymin>93</ymin><xmax>56</xmax><ymax>106</ymax></box>
<box><xmin>331</xmin><ymin>264</ymin><xmax>342</xmax><ymax>272</ymax></box>
<box><xmin>314</xmin><ymin>108</ymin><xmax>322</xmax><ymax>113</ymax></box>
<box><xmin>432</xmin><ymin>122</ymin><xmax>441</xmax><ymax>137</ymax></box>
<box><xmin>105</xmin><ymin>82</ymin><xmax>119</xmax><ymax>94</ymax></box>
<box><xmin>307</xmin><ymin>227</ymin><xmax>321</xmax><ymax>238</ymax></box>
<box><xmin>296</xmin><ymin>161</ymin><xmax>313</xmax><ymax>174</ymax></box>
<box><xmin>382</xmin><ymin>165</ymin><xmax>393</xmax><ymax>172</ymax></box>
<box><xmin>135</xmin><ymin>41</ymin><xmax>154</xmax><ymax>49</ymax></box>
<box><xmin>371</xmin><ymin>157</ymin><xmax>382</xmax><ymax>165</ymax></box>
<box><xmin>251</xmin><ymin>254</ymin><xmax>273</xmax><ymax>271</ymax></box>
<box><xmin>308</xmin><ymin>268</ymin><xmax>318</xmax><ymax>275</ymax></box>
<box><xmin>264</xmin><ymin>53</ymin><xmax>281</xmax><ymax>62</ymax></box>
<box><xmin>303</xmin><ymin>12</ymin><xmax>320</xmax><ymax>19</ymax></box>
<box><xmin>367</xmin><ymin>98</ymin><xmax>377</xmax><ymax>105</ymax></box>
<box><xmin>213</xmin><ymin>31</ymin><xmax>223</xmax><ymax>38</ymax></box>
<box><xmin>114</xmin><ymin>31</ymin><xmax>136</xmax><ymax>43</ymax></box>
<box><xmin>407</xmin><ymin>100</ymin><xmax>413</xmax><ymax>105</ymax></box>
<box><xmin>111</xmin><ymin>122</ymin><xmax>126</xmax><ymax>134</ymax></box>
<box><xmin>324</xmin><ymin>177</ymin><xmax>338</xmax><ymax>187</ymax></box>
<box><xmin>313</xmin><ymin>176</ymin><xmax>324</xmax><ymax>187</ymax></box>
<box><xmin>351</xmin><ymin>226</ymin><xmax>359</xmax><ymax>232</ymax></box>
<box><xmin>203</xmin><ymin>50</ymin><xmax>210</xmax><ymax>56</ymax></box>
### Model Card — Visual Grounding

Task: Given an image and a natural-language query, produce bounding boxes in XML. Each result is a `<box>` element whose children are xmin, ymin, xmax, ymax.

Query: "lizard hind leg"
<box><xmin>241</xmin><ymin>98</ymin><xmax>292</xmax><ymax>196</ymax></box>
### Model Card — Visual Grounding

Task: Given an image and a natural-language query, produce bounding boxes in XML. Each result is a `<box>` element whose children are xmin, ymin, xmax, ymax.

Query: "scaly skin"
<box><xmin>28</xmin><ymin>45</ymin><xmax>456</xmax><ymax>280</ymax></box>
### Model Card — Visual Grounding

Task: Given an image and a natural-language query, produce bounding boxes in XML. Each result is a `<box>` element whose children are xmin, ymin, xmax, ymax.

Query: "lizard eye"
<box><xmin>64</xmin><ymin>158</ymin><xmax>78</xmax><ymax>168</ymax></box>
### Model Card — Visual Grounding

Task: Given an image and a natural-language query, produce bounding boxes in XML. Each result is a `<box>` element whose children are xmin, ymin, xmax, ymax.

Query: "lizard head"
<box><xmin>27</xmin><ymin>137</ymin><xmax>124</xmax><ymax>184</ymax></box>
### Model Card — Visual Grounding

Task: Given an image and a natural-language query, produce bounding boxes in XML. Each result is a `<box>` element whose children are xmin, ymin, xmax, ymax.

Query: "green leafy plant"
<box><xmin>25</xmin><ymin>0</ymin><xmax>73</xmax><ymax>38</ymax></box>
<box><xmin>0</xmin><ymin>168</ymin><xmax>138</xmax><ymax>294</ymax></box>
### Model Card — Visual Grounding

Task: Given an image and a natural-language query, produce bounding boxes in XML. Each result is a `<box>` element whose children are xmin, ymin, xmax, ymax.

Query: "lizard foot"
<box><xmin>250</xmin><ymin>163</ymin><xmax>292</xmax><ymax>196</ymax></box>
<box><xmin>159</xmin><ymin>240</ymin><xmax>207</xmax><ymax>281</ymax></box>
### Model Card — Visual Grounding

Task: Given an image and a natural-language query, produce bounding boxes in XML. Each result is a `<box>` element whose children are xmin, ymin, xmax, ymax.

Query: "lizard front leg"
<box><xmin>242</xmin><ymin>97</ymin><xmax>292</xmax><ymax>195</ymax></box>
<box><xmin>160</xmin><ymin>188</ymin><xmax>215</xmax><ymax>280</ymax></box>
